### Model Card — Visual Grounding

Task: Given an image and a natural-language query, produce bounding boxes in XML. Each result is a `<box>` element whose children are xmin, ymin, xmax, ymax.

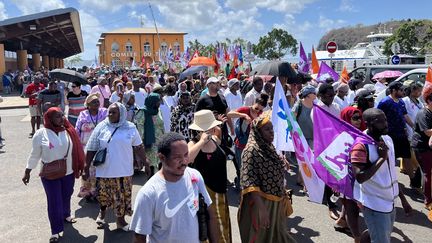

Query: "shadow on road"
<box><xmin>391</xmin><ymin>226</ymin><xmax>413</xmax><ymax>242</ymax></box>
<box><xmin>63</xmin><ymin>224</ymin><xmax>98</xmax><ymax>242</ymax></box>
<box><xmin>288</xmin><ymin>216</ymin><xmax>320</xmax><ymax>242</ymax></box>
<box><xmin>394</xmin><ymin>206</ymin><xmax>431</xmax><ymax>228</ymax></box>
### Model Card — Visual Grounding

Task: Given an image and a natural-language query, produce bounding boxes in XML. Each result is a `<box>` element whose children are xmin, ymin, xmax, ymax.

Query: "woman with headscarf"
<box><xmin>122</xmin><ymin>90</ymin><xmax>136</xmax><ymax>122</ymax></box>
<box><xmin>75</xmin><ymin>93</ymin><xmax>108</xmax><ymax>199</ymax></box>
<box><xmin>22</xmin><ymin>107</ymin><xmax>85</xmax><ymax>243</ymax></box>
<box><xmin>334</xmin><ymin>106</ymin><xmax>366</xmax><ymax>241</ymax></box>
<box><xmin>84</xmin><ymin>102</ymin><xmax>148</xmax><ymax>231</ymax></box>
<box><xmin>143</xmin><ymin>93</ymin><xmax>162</xmax><ymax>175</ymax></box>
<box><xmin>188</xmin><ymin>109</ymin><xmax>232</xmax><ymax>243</ymax></box>
<box><xmin>238</xmin><ymin>113</ymin><xmax>295</xmax><ymax>243</ymax></box>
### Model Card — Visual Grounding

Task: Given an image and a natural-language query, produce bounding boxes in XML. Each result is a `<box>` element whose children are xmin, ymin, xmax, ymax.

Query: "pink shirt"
<box><xmin>90</xmin><ymin>85</ymin><xmax>111</xmax><ymax>107</ymax></box>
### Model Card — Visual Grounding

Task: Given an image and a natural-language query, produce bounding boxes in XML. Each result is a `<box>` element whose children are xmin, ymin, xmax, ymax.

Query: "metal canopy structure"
<box><xmin>0</xmin><ymin>7</ymin><xmax>84</xmax><ymax>58</ymax></box>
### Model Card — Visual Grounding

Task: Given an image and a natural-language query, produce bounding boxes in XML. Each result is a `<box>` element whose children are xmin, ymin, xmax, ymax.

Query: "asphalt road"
<box><xmin>0</xmin><ymin>108</ymin><xmax>430</xmax><ymax>243</ymax></box>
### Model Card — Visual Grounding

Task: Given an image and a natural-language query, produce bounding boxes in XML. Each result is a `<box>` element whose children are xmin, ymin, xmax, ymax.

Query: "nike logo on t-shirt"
<box><xmin>164</xmin><ymin>193</ymin><xmax>193</xmax><ymax>218</ymax></box>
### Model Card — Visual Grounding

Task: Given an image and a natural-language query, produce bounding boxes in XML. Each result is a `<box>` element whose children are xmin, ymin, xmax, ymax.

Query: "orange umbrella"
<box><xmin>189</xmin><ymin>56</ymin><xmax>216</xmax><ymax>66</ymax></box>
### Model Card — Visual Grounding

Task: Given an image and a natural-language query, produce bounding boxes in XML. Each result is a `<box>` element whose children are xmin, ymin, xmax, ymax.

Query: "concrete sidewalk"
<box><xmin>0</xmin><ymin>93</ymin><xmax>29</xmax><ymax>110</ymax></box>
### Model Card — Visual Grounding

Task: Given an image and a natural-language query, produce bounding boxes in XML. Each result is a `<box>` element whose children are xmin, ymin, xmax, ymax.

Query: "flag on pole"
<box><xmin>311</xmin><ymin>46</ymin><xmax>319</xmax><ymax>74</ymax></box>
<box><xmin>271</xmin><ymin>79</ymin><xmax>295</xmax><ymax>153</ymax></box>
<box><xmin>91</xmin><ymin>54</ymin><xmax>99</xmax><ymax>69</ymax></box>
<box><xmin>317</xmin><ymin>62</ymin><xmax>339</xmax><ymax>82</ymax></box>
<box><xmin>238</xmin><ymin>45</ymin><xmax>243</xmax><ymax>65</ymax></box>
<box><xmin>131</xmin><ymin>58</ymin><xmax>137</xmax><ymax>67</ymax></box>
<box><xmin>212</xmin><ymin>52</ymin><xmax>219</xmax><ymax>75</ymax></box>
<box><xmin>273</xmin><ymin>80</ymin><xmax>325</xmax><ymax>204</ymax></box>
<box><xmin>298</xmin><ymin>42</ymin><xmax>310</xmax><ymax>74</ymax></box>
<box><xmin>224</xmin><ymin>47</ymin><xmax>230</xmax><ymax>62</ymax></box>
<box><xmin>313</xmin><ymin>105</ymin><xmax>375</xmax><ymax>198</ymax></box>
<box><xmin>422</xmin><ymin>66</ymin><xmax>432</xmax><ymax>97</ymax></box>
<box><xmin>191</xmin><ymin>50</ymin><xmax>199</xmax><ymax>60</ymax></box>
<box><xmin>340</xmin><ymin>66</ymin><xmax>349</xmax><ymax>83</ymax></box>
<box><xmin>111</xmin><ymin>59</ymin><xmax>115</xmax><ymax>68</ymax></box>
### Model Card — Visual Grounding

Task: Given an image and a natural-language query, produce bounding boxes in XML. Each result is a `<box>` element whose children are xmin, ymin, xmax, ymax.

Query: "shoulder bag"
<box><xmin>98</xmin><ymin>86</ymin><xmax>110</xmax><ymax>108</ymax></box>
<box><xmin>92</xmin><ymin>127</ymin><xmax>119</xmax><ymax>166</ymax></box>
<box><xmin>39</xmin><ymin>135</ymin><xmax>70</xmax><ymax>180</ymax></box>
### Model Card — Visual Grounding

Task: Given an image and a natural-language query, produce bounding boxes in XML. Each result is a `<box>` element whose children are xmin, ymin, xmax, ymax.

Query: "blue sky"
<box><xmin>1</xmin><ymin>0</ymin><xmax>431</xmax><ymax>60</ymax></box>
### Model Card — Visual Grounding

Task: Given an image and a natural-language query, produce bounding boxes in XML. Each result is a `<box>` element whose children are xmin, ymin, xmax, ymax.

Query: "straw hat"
<box><xmin>189</xmin><ymin>110</ymin><xmax>222</xmax><ymax>131</ymax></box>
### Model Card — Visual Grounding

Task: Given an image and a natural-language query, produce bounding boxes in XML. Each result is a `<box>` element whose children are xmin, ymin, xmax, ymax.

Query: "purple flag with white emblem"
<box><xmin>313</xmin><ymin>105</ymin><xmax>375</xmax><ymax>198</ymax></box>
<box><xmin>298</xmin><ymin>42</ymin><xmax>309</xmax><ymax>74</ymax></box>
<box><xmin>316</xmin><ymin>62</ymin><xmax>339</xmax><ymax>82</ymax></box>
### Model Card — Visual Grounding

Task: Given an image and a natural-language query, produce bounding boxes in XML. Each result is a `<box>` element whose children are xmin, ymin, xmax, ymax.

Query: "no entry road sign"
<box><xmin>326</xmin><ymin>41</ymin><xmax>338</xmax><ymax>54</ymax></box>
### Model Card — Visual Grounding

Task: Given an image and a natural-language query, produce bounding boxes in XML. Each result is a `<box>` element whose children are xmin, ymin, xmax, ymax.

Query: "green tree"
<box><xmin>65</xmin><ymin>54</ymin><xmax>83</xmax><ymax>67</ymax></box>
<box><xmin>253</xmin><ymin>28</ymin><xmax>298</xmax><ymax>60</ymax></box>
<box><xmin>383</xmin><ymin>20</ymin><xmax>422</xmax><ymax>56</ymax></box>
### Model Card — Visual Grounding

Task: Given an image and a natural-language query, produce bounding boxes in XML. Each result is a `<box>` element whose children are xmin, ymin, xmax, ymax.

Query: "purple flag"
<box><xmin>316</xmin><ymin>62</ymin><xmax>339</xmax><ymax>82</ymax></box>
<box><xmin>313</xmin><ymin>105</ymin><xmax>375</xmax><ymax>198</ymax></box>
<box><xmin>298</xmin><ymin>42</ymin><xmax>309</xmax><ymax>74</ymax></box>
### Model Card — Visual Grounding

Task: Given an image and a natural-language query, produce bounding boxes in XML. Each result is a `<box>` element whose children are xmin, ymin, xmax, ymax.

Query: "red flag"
<box><xmin>311</xmin><ymin>46</ymin><xmax>319</xmax><ymax>74</ymax></box>
<box><xmin>191</xmin><ymin>50</ymin><xmax>199</xmax><ymax>61</ymax></box>
<box><xmin>140</xmin><ymin>55</ymin><xmax>145</xmax><ymax>68</ymax></box>
<box><xmin>233</xmin><ymin>53</ymin><xmax>238</xmax><ymax>67</ymax></box>
<box><xmin>340</xmin><ymin>66</ymin><xmax>349</xmax><ymax>83</ymax></box>
<box><xmin>224</xmin><ymin>47</ymin><xmax>230</xmax><ymax>62</ymax></box>
<box><xmin>228</xmin><ymin>66</ymin><xmax>237</xmax><ymax>79</ymax></box>
<box><xmin>212</xmin><ymin>53</ymin><xmax>219</xmax><ymax>75</ymax></box>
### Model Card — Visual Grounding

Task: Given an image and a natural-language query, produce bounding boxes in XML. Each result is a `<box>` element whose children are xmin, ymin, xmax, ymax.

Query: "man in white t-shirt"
<box><xmin>243</xmin><ymin>76</ymin><xmax>263</xmax><ymax>106</ymax></box>
<box><xmin>130</xmin><ymin>132</ymin><xmax>219</xmax><ymax>243</ymax></box>
<box><xmin>224</xmin><ymin>78</ymin><xmax>243</xmax><ymax>114</ymax></box>
<box><xmin>131</xmin><ymin>78</ymin><xmax>148</xmax><ymax>109</ymax></box>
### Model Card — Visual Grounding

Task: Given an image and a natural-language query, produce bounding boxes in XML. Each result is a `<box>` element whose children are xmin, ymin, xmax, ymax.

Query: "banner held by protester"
<box><xmin>273</xmin><ymin>79</ymin><xmax>325</xmax><ymax>204</ymax></box>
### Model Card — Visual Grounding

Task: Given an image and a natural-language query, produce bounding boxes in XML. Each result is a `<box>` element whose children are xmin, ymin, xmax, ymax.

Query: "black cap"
<box><xmin>356</xmin><ymin>89</ymin><xmax>374</xmax><ymax>99</ymax></box>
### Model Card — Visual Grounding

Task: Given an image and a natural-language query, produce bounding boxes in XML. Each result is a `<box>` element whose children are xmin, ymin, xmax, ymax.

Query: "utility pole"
<box><xmin>148</xmin><ymin>1</ymin><xmax>162</xmax><ymax>61</ymax></box>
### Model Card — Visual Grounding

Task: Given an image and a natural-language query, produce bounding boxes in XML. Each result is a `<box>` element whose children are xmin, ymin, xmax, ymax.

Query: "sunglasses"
<box><xmin>253</xmin><ymin>106</ymin><xmax>263</xmax><ymax>113</ymax></box>
<box><xmin>351</xmin><ymin>115</ymin><xmax>361</xmax><ymax>121</ymax></box>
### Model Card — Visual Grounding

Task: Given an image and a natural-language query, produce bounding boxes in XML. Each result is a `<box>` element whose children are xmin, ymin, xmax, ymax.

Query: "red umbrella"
<box><xmin>189</xmin><ymin>56</ymin><xmax>216</xmax><ymax>66</ymax></box>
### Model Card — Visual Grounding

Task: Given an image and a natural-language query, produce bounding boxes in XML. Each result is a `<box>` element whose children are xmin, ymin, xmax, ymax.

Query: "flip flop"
<box><xmin>96</xmin><ymin>217</ymin><xmax>105</xmax><ymax>229</ymax></box>
<box><xmin>65</xmin><ymin>216</ymin><xmax>77</xmax><ymax>223</ymax></box>
<box><xmin>116</xmin><ymin>224</ymin><xmax>130</xmax><ymax>232</ymax></box>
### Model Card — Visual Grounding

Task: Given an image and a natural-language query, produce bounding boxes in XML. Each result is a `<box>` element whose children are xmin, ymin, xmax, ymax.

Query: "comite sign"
<box><xmin>110</xmin><ymin>52</ymin><xmax>153</xmax><ymax>58</ymax></box>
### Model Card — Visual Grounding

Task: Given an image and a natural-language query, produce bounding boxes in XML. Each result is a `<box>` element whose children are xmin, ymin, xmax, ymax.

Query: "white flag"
<box><xmin>272</xmin><ymin>79</ymin><xmax>325</xmax><ymax>204</ymax></box>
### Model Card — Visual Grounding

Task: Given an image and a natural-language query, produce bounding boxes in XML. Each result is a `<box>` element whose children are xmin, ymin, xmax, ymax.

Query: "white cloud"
<box><xmin>78</xmin><ymin>0</ymin><xmax>143</xmax><ymax>12</ymax></box>
<box><xmin>319</xmin><ymin>15</ymin><xmax>346</xmax><ymax>32</ymax></box>
<box><xmin>273</xmin><ymin>14</ymin><xmax>313</xmax><ymax>41</ymax></box>
<box><xmin>11</xmin><ymin>0</ymin><xmax>65</xmax><ymax>15</ymax></box>
<box><xmin>226</xmin><ymin>0</ymin><xmax>317</xmax><ymax>13</ymax></box>
<box><xmin>128</xmin><ymin>10</ymin><xmax>153</xmax><ymax>27</ymax></box>
<box><xmin>78</xmin><ymin>9</ymin><xmax>106</xmax><ymax>59</ymax></box>
<box><xmin>0</xmin><ymin>1</ymin><xmax>8</xmax><ymax>20</ymax></box>
<box><xmin>338</xmin><ymin>0</ymin><xmax>357</xmax><ymax>12</ymax></box>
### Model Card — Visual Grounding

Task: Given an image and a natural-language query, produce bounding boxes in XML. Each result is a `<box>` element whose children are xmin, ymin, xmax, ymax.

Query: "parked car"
<box><xmin>349</xmin><ymin>64</ymin><xmax>428</xmax><ymax>86</ymax></box>
<box><xmin>374</xmin><ymin>68</ymin><xmax>428</xmax><ymax>105</ymax></box>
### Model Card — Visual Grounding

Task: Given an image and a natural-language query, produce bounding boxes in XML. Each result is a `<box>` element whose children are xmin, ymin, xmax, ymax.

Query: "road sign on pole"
<box><xmin>391</xmin><ymin>55</ymin><xmax>401</xmax><ymax>65</ymax></box>
<box><xmin>326</xmin><ymin>41</ymin><xmax>338</xmax><ymax>54</ymax></box>
<box><xmin>391</xmin><ymin>42</ymin><xmax>400</xmax><ymax>55</ymax></box>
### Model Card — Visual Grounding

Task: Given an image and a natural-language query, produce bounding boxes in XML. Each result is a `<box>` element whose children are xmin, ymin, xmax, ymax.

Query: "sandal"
<box><xmin>96</xmin><ymin>216</ymin><xmax>105</xmax><ymax>229</ymax></box>
<box><xmin>28</xmin><ymin>133</ymin><xmax>34</xmax><ymax>138</ymax></box>
<box><xmin>49</xmin><ymin>234</ymin><xmax>59</xmax><ymax>243</ymax></box>
<box><xmin>116</xmin><ymin>224</ymin><xmax>130</xmax><ymax>232</ymax></box>
<box><xmin>65</xmin><ymin>216</ymin><xmax>77</xmax><ymax>223</ymax></box>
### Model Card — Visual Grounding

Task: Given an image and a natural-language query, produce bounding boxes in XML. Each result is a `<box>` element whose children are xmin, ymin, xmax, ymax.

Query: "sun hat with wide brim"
<box><xmin>189</xmin><ymin>109</ymin><xmax>222</xmax><ymax>132</ymax></box>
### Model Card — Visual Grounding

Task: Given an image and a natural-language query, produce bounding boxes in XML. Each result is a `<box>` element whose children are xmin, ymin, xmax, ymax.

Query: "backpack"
<box><xmin>234</xmin><ymin>118</ymin><xmax>250</xmax><ymax>146</ymax></box>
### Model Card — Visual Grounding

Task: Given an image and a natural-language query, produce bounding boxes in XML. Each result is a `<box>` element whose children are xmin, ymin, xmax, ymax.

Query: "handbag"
<box><xmin>39</xmin><ymin>136</ymin><xmax>70</xmax><ymax>180</ymax></box>
<box><xmin>197</xmin><ymin>193</ymin><xmax>209</xmax><ymax>241</ymax></box>
<box><xmin>98</xmin><ymin>86</ymin><xmax>110</xmax><ymax>108</ymax></box>
<box><xmin>92</xmin><ymin>127</ymin><xmax>119</xmax><ymax>166</ymax></box>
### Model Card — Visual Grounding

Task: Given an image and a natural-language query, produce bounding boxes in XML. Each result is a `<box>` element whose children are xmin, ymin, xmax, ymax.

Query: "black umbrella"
<box><xmin>179</xmin><ymin>65</ymin><xmax>207</xmax><ymax>80</ymax></box>
<box><xmin>49</xmin><ymin>68</ymin><xmax>87</xmax><ymax>84</ymax></box>
<box><xmin>252</xmin><ymin>61</ymin><xmax>298</xmax><ymax>83</ymax></box>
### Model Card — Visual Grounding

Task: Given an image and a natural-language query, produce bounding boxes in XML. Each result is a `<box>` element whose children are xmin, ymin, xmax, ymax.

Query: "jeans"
<box><xmin>363</xmin><ymin>207</ymin><xmax>396</xmax><ymax>243</ymax></box>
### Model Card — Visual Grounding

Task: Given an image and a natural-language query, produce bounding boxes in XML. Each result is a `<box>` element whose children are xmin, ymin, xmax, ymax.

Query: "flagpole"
<box><xmin>148</xmin><ymin>1</ymin><xmax>162</xmax><ymax>64</ymax></box>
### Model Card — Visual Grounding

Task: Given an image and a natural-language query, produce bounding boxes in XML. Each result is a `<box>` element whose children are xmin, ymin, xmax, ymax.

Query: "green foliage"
<box><xmin>383</xmin><ymin>20</ymin><xmax>423</xmax><ymax>55</ymax></box>
<box><xmin>187</xmin><ymin>37</ymin><xmax>250</xmax><ymax>57</ymax></box>
<box><xmin>253</xmin><ymin>28</ymin><xmax>298</xmax><ymax>60</ymax></box>
<box><xmin>65</xmin><ymin>54</ymin><xmax>83</xmax><ymax>67</ymax></box>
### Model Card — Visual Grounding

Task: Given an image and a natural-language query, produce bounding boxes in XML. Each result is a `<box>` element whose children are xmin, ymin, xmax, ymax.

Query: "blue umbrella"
<box><xmin>179</xmin><ymin>65</ymin><xmax>207</xmax><ymax>80</ymax></box>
